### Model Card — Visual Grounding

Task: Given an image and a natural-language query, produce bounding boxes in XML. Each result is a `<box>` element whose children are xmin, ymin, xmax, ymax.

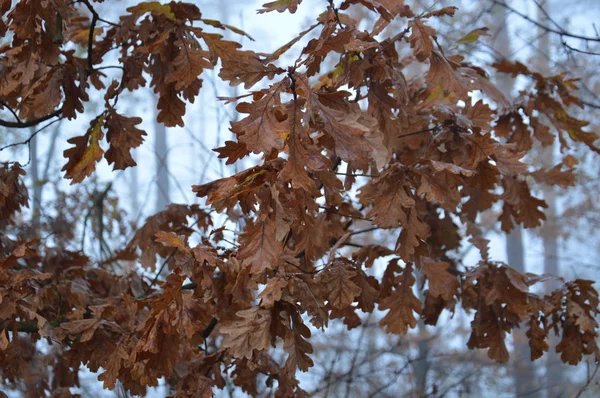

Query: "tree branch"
<box><xmin>398</xmin><ymin>125</ymin><xmax>441</xmax><ymax>139</ymax></box>
<box><xmin>561</xmin><ymin>41</ymin><xmax>600</xmax><ymax>57</ymax></box>
<box><xmin>493</xmin><ymin>0</ymin><xmax>600</xmax><ymax>42</ymax></box>
<box><xmin>85</xmin><ymin>2</ymin><xmax>98</xmax><ymax>74</ymax></box>
<box><xmin>0</xmin><ymin>108</ymin><xmax>63</xmax><ymax>129</ymax></box>
<box><xmin>574</xmin><ymin>361</ymin><xmax>600</xmax><ymax>398</ymax></box>
<box><xmin>0</xmin><ymin>101</ymin><xmax>22</xmax><ymax>124</ymax></box>
<box><xmin>0</xmin><ymin>115</ymin><xmax>64</xmax><ymax>153</ymax></box>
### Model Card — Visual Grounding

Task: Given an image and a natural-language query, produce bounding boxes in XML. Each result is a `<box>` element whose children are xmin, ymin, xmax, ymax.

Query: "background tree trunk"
<box><xmin>488</xmin><ymin>1</ymin><xmax>536</xmax><ymax>394</ymax></box>
<box><xmin>154</xmin><ymin>102</ymin><xmax>170</xmax><ymax>213</ymax></box>
<box><xmin>29</xmin><ymin>127</ymin><xmax>42</xmax><ymax>229</ymax></box>
<box><xmin>534</xmin><ymin>2</ymin><xmax>565</xmax><ymax>395</ymax></box>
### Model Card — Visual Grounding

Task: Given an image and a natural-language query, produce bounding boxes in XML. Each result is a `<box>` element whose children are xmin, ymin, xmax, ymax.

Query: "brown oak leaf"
<box><xmin>220</xmin><ymin>306</ymin><xmax>272</xmax><ymax>359</ymax></box>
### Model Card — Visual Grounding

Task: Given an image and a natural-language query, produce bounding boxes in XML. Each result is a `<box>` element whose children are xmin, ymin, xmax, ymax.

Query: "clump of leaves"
<box><xmin>0</xmin><ymin>0</ymin><xmax>599</xmax><ymax>396</ymax></box>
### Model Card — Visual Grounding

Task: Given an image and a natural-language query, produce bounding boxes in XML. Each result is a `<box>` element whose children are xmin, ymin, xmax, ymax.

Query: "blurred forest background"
<box><xmin>1</xmin><ymin>0</ymin><xmax>600</xmax><ymax>396</ymax></box>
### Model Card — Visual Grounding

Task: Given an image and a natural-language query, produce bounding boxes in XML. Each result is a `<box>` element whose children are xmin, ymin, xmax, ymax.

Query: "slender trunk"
<box><xmin>489</xmin><ymin>2</ymin><xmax>535</xmax><ymax>394</ymax></box>
<box><xmin>128</xmin><ymin>147</ymin><xmax>140</xmax><ymax>221</ymax></box>
<box><xmin>30</xmin><ymin>127</ymin><xmax>42</xmax><ymax>229</ymax></box>
<box><xmin>154</xmin><ymin>104</ymin><xmax>169</xmax><ymax>212</ymax></box>
<box><xmin>413</xmin><ymin>319</ymin><xmax>430</xmax><ymax>397</ymax></box>
<box><xmin>506</xmin><ymin>228</ymin><xmax>535</xmax><ymax>395</ymax></box>
<box><xmin>534</xmin><ymin>2</ymin><xmax>565</xmax><ymax>395</ymax></box>
<box><xmin>409</xmin><ymin>271</ymin><xmax>430</xmax><ymax>397</ymax></box>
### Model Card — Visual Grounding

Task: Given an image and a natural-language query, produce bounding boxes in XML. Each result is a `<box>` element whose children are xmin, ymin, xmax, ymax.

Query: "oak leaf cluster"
<box><xmin>1</xmin><ymin>0</ymin><xmax>599</xmax><ymax>396</ymax></box>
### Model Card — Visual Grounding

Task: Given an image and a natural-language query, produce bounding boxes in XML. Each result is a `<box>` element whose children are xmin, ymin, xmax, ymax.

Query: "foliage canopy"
<box><xmin>0</xmin><ymin>0</ymin><xmax>599</xmax><ymax>396</ymax></box>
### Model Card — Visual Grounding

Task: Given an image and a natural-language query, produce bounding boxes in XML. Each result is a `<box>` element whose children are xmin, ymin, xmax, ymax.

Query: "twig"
<box><xmin>319</xmin><ymin>206</ymin><xmax>373</xmax><ymax>221</ymax></box>
<box><xmin>327</xmin><ymin>0</ymin><xmax>344</xmax><ymax>30</ymax></box>
<box><xmin>201</xmin><ymin>317</ymin><xmax>218</xmax><ymax>339</ymax></box>
<box><xmin>79</xmin><ymin>0</ymin><xmax>119</xmax><ymax>27</ymax></box>
<box><xmin>492</xmin><ymin>0</ymin><xmax>600</xmax><ymax>42</ymax></box>
<box><xmin>398</xmin><ymin>125</ymin><xmax>441</xmax><ymax>139</ymax></box>
<box><xmin>0</xmin><ymin>100</ymin><xmax>22</xmax><ymax>123</ymax></box>
<box><xmin>285</xmin><ymin>260</ymin><xmax>320</xmax><ymax>274</ymax></box>
<box><xmin>86</xmin><ymin>4</ymin><xmax>98</xmax><ymax>73</ymax></box>
<box><xmin>561</xmin><ymin>41</ymin><xmax>600</xmax><ymax>56</ymax></box>
<box><xmin>0</xmin><ymin>116</ymin><xmax>65</xmax><ymax>163</ymax></box>
<box><xmin>143</xmin><ymin>250</ymin><xmax>176</xmax><ymax>295</ymax></box>
<box><xmin>573</xmin><ymin>361</ymin><xmax>600</xmax><ymax>398</ymax></box>
<box><xmin>348</xmin><ymin>226</ymin><xmax>381</xmax><ymax>236</ymax></box>
<box><xmin>334</xmin><ymin>172</ymin><xmax>377</xmax><ymax>178</ymax></box>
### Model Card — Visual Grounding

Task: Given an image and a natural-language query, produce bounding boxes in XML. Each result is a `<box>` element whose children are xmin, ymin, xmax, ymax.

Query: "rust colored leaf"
<box><xmin>396</xmin><ymin>208</ymin><xmax>430</xmax><ymax>261</ymax></box>
<box><xmin>0</xmin><ymin>163</ymin><xmax>29</xmax><ymax>229</ymax></box>
<box><xmin>238</xmin><ymin>214</ymin><xmax>283</xmax><ymax>274</ymax></box>
<box><xmin>317</xmin><ymin>261</ymin><xmax>361</xmax><ymax>310</ymax></box>
<box><xmin>60</xmin><ymin>319</ymin><xmax>101</xmax><ymax>343</ymax></box>
<box><xmin>408</xmin><ymin>19</ymin><xmax>436</xmax><ymax>61</ymax></box>
<box><xmin>213</xmin><ymin>140</ymin><xmax>250</xmax><ymax>165</ymax></box>
<box><xmin>230</xmin><ymin>82</ymin><xmax>289</xmax><ymax>155</ymax></box>
<box><xmin>156</xmin><ymin>84</ymin><xmax>186</xmax><ymax>127</ymax></box>
<box><xmin>420</xmin><ymin>258</ymin><xmax>459</xmax><ymax>301</ymax></box>
<box><xmin>379</xmin><ymin>263</ymin><xmax>422</xmax><ymax>335</ymax></box>
<box><xmin>258</xmin><ymin>277</ymin><xmax>288</xmax><ymax>309</ymax></box>
<box><xmin>258</xmin><ymin>0</ymin><xmax>303</xmax><ymax>14</ymax></box>
<box><xmin>359</xmin><ymin>165</ymin><xmax>414</xmax><ymax>228</ymax></box>
<box><xmin>530</xmin><ymin>163</ymin><xmax>576</xmax><ymax>188</ymax></box>
<box><xmin>220</xmin><ymin>306</ymin><xmax>272</xmax><ymax>359</ymax></box>
<box><xmin>426</xmin><ymin>51</ymin><xmax>470</xmax><ymax>100</ymax></box>
<box><xmin>104</xmin><ymin>110</ymin><xmax>146</xmax><ymax>170</ymax></box>
<box><xmin>309</xmin><ymin>90</ymin><xmax>388</xmax><ymax>170</ymax></box>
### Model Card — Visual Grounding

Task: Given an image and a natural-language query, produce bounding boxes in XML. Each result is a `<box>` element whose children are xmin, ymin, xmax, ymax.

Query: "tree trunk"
<box><xmin>534</xmin><ymin>2</ymin><xmax>565</xmax><ymax>396</ymax></box>
<box><xmin>128</xmin><ymin>147</ymin><xmax>140</xmax><ymax>221</ymax></box>
<box><xmin>30</xmin><ymin>127</ymin><xmax>42</xmax><ymax>229</ymax></box>
<box><xmin>413</xmin><ymin>317</ymin><xmax>430</xmax><ymax>397</ymax></box>
<box><xmin>154</xmin><ymin>104</ymin><xmax>169</xmax><ymax>212</ymax></box>
<box><xmin>506</xmin><ymin>227</ymin><xmax>535</xmax><ymax>395</ymax></box>
<box><xmin>488</xmin><ymin>2</ymin><xmax>536</xmax><ymax>395</ymax></box>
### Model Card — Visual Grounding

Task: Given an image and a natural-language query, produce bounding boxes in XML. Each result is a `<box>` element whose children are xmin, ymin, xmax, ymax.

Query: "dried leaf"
<box><xmin>220</xmin><ymin>307</ymin><xmax>272</xmax><ymax>359</ymax></box>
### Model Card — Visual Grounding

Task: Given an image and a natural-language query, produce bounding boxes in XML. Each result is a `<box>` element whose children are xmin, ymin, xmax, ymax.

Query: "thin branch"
<box><xmin>319</xmin><ymin>206</ymin><xmax>372</xmax><ymax>221</ymax></box>
<box><xmin>561</xmin><ymin>41</ymin><xmax>600</xmax><ymax>56</ymax></box>
<box><xmin>285</xmin><ymin>260</ymin><xmax>321</xmax><ymax>274</ymax></box>
<box><xmin>398</xmin><ymin>125</ymin><xmax>441</xmax><ymax>139</ymax></box>
<box><xmin>0</xmin><ymin>108</ymin><xmax>63</xmax><ymax>129</ymax></box>
<box><xmin>144</xmin><ymin>251</ymin><xmax>176</xmax><ymax>293</ymax></box>
<box><xmin>573</xmin><ymin>360</ymin><xmax>600</xmax><ymax>398</ymax></box>
<box><xmin>327</xmin><ymin>0</ymin><xmax>344</xmax><ymax>30</ymax></box>
<box><xmin>94</xmin><ymin>65</ymin><xmax>126</xmax><ymax>71</ymax></box>
<box><xmin>531</xmin><ymin>0</ymin><xmax>565</xmax><ymax>33</ymax></box>
<box><xmin>86</xmin><ymin>4</ymin><xmax>98</xmax><ymax>74</ymax></box>
<box><xmin>0</xmin><ymin>319</ymin><xmax>68</xmax><ymax>334</ymax></box>
<box><xmin>0</xmin><ymin>101</ymin><xmax>22</xmax><ymax>123</ymax></box>
<box><xmin>335</xmin><ymin>172</ymin><xmax>377</xmax><ymax>178</ymax></box>
<box><xmin>181</xmin><ymin>282</ymin><xmax>198</xmax><ymax>290</ymax></box>
<box><xmin>0</xmin><ymin>116</ymin><xmax>65</xmax><ymax>154</ymax></box>
<box><xmin>493</xmin><ymin>0</ymin><xmax>600</xmax><ymax>42</ymax></box>
<box><xmin>342</xmin><ymin>242</ymin><xmax>363</xmax><ymax>248</ymax></box>
<box><xmin>79</xmin><ymin>0</ymin><xmax>119</xmax><ymax>27</ymax></box>
<box><xmin>349</xmin><ymin>226</ymin><xmax>382</xmax><ymax>236</ymax></box>
<box><xmin>200</xmin><ymin>317</ymin><xmax>218</xmax><ymax>339</ymax></box>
